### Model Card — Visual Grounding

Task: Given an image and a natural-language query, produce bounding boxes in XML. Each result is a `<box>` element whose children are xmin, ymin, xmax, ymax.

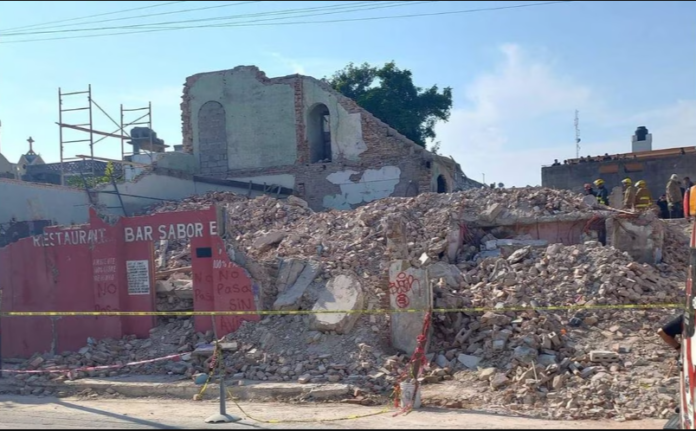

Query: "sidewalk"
<box><xmin>0</xmin><ymin>395</ymin><xmax>665</xmax><ymax>429</ymax></box>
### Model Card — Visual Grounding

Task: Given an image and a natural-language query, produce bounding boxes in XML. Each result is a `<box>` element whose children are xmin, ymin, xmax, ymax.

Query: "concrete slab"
<box><xmin>275</xmin><ymin>258</ymin><xmax>306</xmax><ymax>294</ymax></box>
<box><xmin>425</xmin><ymin>262</ymin><xmax>462</xmax><ymax>288</ymax></box>
<box><xmin>309</xmin><ymin>273</ymin><xmax>364</xmax><ymax>334</ymax></box>
<box><xmin>389</xmin><ymin>260</ymin><xmax>432</xmax><ymax>355</ymax></box>
<box><xmin>273</xmin><ymin>260</ymin><xmax>322</xmax><ymax>311</ymax></box>
<box><xmin>605</xmin><ymin>214</ymin><xmax>664</xmax><ymax>264</ymax></box>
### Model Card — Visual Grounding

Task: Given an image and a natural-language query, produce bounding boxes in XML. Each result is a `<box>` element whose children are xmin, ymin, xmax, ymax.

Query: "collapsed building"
<box><xmin>4</xmin><ymin>185</ymin><xmax>689</xmax><ymax>422</ymax></box>
<box><xmin>181</xmin><ymin>66</ymin><xmax>481</xmax><ymax>211</ymax></box>
<box><xmin>0</xmin><ymin>67</ymin><xmax>689</xmax><ymax>422</ymax></box>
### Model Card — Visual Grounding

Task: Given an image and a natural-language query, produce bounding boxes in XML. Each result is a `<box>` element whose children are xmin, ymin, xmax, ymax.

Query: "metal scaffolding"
<box><xmin>120</xmin><ymin>102</ymin><xmax>154</xmax><ymax>162</ymax></box>
<box><xmin>57</xmin><ymin>85</ymin><xmax>149</xmax><ymax>186</ymax></box>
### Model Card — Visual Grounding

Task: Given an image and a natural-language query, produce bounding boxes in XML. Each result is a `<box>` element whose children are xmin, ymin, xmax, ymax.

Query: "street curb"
<box><xmin>0</xmin><ymin>377</ymin><xmax>351</xmax><ymax>401</ymax></box>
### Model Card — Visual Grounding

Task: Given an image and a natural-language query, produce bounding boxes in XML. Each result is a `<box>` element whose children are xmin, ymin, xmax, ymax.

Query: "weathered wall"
<box><xmin>183</xmin><ymin>67</ymin><xmax>298</xmax><ymax>174</ymax></box>
<box><xmin>542</xmin><ymin>153</ymin><xmax>696</xmax><ymax>201</ymax></box>
<box><xmin>0</xmin><ymin>178</ymin><xmax>89</xmax><ymax>225</ymax></box>
<box><xmin>181</xmin><ymin>66</ymin><xmax>461</xmax><ymax>212</ymax></box>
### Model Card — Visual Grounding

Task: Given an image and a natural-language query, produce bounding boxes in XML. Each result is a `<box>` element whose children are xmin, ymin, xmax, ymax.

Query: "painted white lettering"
<box><xmin>185</xmin><ymin>223</ymin><xmax>195</xmax><ymax>238</ymax></box>
<box><xmin>125</xmin><ymin>227</ymin><xmax>135</xmax><ymax>243</ymax></box>
<box><xmin>79</xmin><ymin>230</ymin><xmax>87</xmax><ymax>244</ymax></box>
<box><xmin>158</xmin><ymin>225</ymin><xmax>167</xmax><ymax>240</ymax></box>
<box><xmin>209</xmin><ymin>221</ymin><xmax>217</xmax><ymax>236</ymax></box>
<box><xmin>64</xmin><ymin>232</ymin><xmax>72</xmax><ymax>245</ymax></box>
<box><xmin>135</xmin><ymin>227</ymin><xmax>144</xmax><ymax>241</ymax></box>
<box><xmin>176</xmin><ymin>223</ymin><xmax>186</xmax><ymax>239</ymax></box>
<box><xmin>167</xmin><ymin>224</ymin><xmax>176</xmax><ymax>240</ymax></box>
<box><xmin>194</xmin><ymin>223</ymin><xmax>203</xmax><ymax>238</ymax></box>
<box><xmin>33</xmin><ymin>236</ymin><xmax>41</xmax><ymax>246</ymax></box>
<box><xmin>144</xmin><ymin>226</ymin><xmax>153</xmax><ymax>241</ymax></box>
<box><xmin>48</xmin><ymin>232</ymin><xmax>55</xmax><ymax>247</ymax></box>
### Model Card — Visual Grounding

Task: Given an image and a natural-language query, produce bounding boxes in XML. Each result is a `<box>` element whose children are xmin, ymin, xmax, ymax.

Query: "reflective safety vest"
<box><xmin>635</xmin><ymin>188</ymin><xmax>652</xmax><ymax>209</ymax></box>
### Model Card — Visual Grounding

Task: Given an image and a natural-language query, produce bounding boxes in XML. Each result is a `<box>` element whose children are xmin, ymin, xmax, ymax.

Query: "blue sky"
<box><xmin>0</xmin><ymin>0</ymin><xmax>694</xmax><ymax>187</ymax></box>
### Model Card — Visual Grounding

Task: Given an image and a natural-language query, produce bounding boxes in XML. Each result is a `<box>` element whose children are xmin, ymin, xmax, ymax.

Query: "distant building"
<box><xmin>542</xmin><ymin>127</ymin><xmax>695</xmax><ymax>201</ymax></box>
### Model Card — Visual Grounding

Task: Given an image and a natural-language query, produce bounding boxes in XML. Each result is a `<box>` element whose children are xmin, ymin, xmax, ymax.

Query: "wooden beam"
<box><xmin>56</xmin><ymin>122</ymin><xmax>130</xmax><ymax>139</ymax></box>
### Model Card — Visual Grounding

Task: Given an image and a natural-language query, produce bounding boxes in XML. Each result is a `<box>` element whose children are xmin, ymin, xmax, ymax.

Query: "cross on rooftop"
<box><xmin>27</xmin><ymin>136</ymin><xmax>35</xmax><ymax>154</ymax></box>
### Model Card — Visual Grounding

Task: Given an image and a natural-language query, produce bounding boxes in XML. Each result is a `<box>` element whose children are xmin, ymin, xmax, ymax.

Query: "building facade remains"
<box><xmin>180</xmin><ymin>66</ymin><xmax>479</xmax><ymax>211</ymax></box>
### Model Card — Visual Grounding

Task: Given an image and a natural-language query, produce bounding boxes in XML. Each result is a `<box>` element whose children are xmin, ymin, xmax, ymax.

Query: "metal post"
<box><xmin>88</xmin><ymin>84</ymin><xmax>95</xmax><ymax>177</ymax></box>
<box><xmin>204</xmin><ymin>342</ymin><xmax>241</xmax><ymax>423</ymax></box>
<box><xmin>120</xmin><ymin>104</ymin><xmax>125</xmax><ymax>161</ymax></box>
<box><xmin>59</xmin><ymin>87</ymin><xmax>64</xmax><ymax>186</ymax></box>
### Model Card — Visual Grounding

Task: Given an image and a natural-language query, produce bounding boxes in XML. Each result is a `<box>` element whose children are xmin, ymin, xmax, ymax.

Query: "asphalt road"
<box><xmin>0</xmin><ymin>395</ymin><xmax>666</xmax><ymax>429</ymax></box>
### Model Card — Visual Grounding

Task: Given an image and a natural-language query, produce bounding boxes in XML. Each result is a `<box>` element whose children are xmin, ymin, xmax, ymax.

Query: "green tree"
<box><xmin>66</xmin><ymin>161</ymin><xmax>117</xmax><ymax>188</ymax></box>
<box><xmin>327</xmin><ymin>61</ymin><xmax>453</xmax><ymax>147</ymax></box>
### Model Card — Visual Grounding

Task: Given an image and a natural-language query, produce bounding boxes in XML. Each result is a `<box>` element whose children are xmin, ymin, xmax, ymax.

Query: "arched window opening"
<box><xmin>308</xmin><ymin>104</ymin><xmax>332</xmax><ymax>163</ymax></box>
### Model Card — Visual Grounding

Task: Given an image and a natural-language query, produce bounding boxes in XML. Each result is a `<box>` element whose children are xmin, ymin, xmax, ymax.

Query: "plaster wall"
<box><xmin>185</xmin><ymin>68</ymin><xmax>297</xmax><ymax>173</ymax></box>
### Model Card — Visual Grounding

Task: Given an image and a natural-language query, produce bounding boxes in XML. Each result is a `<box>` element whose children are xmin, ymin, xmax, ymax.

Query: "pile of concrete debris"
<box><xmin>13</xmin><ymin>187</ymin><xmax>689</xmax><ymax>421</ymax></box>
<box><xmin>11</xmin><ymin>319</ymin><xmax>205</xmax><ymax>385</ymax></box>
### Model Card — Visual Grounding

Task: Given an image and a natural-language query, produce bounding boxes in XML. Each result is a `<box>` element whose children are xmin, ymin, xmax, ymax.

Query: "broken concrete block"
<box><xmin>426</xmin><ymin>262</ymin><xmax>462</xmax><ymax>288</ymax></box>
<box><xmin>490</xmin><ymin>373</ymin><xmax>509</xmax><ymax>389</ymax></box>
<box><xmin>513</xmin><ymin>345</ymin><xmax>538</xmax><ymax>364</ymax></box>
<box><xmin>589</xmin><ymin>350</ymin><xmax>619</xmax><ymax>363</ymax></box>
<box><xmin>479</xmin><ymin>367</ymin><xmax>497</xmax><ymax>381</ymax></box>
<box><xmin>389</xmin><ymin>260</ymin><xmax>432</xmax><ymax>355</ymax></box>
<box><xmin>275</xmin><ymin>258</ymin><xmax>306</xmax><ymax>294</ymax></box>
<box><xmin>457</xmin><ymin>354</ymin><xmax>481</xmax><ymax>369</ymax></box>
<box><xmin>273</xmin><ymin>260</ymin><xmax>322</xmax><ymax>311</ymax></box>
<box><xmin>286</xmin><ymin>195</ymin><xmax>309</xmax><ymax>208</ymax></box>
<box><xmin>310</xmin><ymin>273</ymin><xmax>364</xmax><ymax>334</ymax></box>
<box><xmin>480</xmin><ymin>203</ymin><xmax>504</xmax><ymax>222</ymax></box>
<box><xmin>252</xmin><ymin>230</ymin><xmax>287</xmax><ymax>251</ymax></box>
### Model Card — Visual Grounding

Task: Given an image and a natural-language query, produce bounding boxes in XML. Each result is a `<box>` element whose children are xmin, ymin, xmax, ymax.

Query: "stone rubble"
<box><xmin>11</xmin><ymin>187</ymin><xmax>693</xmax><ymax>421</ymax></box>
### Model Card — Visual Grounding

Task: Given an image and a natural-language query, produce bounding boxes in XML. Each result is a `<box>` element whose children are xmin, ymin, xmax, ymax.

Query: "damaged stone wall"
<box><xmin>181</xmin><ymin>66</ymin><xmax>465</xmax><ymax>211</ymax></box>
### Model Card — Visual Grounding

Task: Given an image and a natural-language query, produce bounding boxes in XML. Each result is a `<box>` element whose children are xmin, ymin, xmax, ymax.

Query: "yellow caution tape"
<box><xmin>0</xmin><ymin>303</ymin><xmax>683</xmax><ymax>317</ymax></box>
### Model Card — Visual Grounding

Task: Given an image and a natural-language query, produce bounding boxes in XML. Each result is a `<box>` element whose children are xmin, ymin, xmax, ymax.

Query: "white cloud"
<box><xmin>435</xmin><ymin>44</ymin><xmax>696</xmax><ymax>187</ymax></box>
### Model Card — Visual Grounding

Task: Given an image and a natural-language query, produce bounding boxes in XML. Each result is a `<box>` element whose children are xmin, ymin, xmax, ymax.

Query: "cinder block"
<box><xmin>589</xmin><ymin>350</ymin><xmax>619</xmax><ymax>363</ymax></box>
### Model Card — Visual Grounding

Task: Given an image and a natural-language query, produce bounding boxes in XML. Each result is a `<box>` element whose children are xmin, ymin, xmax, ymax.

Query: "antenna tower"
<box><xmin>574</xmin><ymin>109</ymin><xmax>581</xmax><ymax>158</ymax></box>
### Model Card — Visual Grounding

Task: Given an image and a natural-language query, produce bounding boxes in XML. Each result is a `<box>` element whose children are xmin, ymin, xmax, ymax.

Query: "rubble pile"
<box><xmin>12</xmin><ymin>319</ymin><xmax>215</xmax><ymax>383</ymax></box>
<box><xmin>13</xmin><ymin>187</ymin><xmax>687</xmax><ymax>420</ymax></box>
<box><xmin>418</xmin><ymin>241</ymin><xmax>685</xmax><ymax>419</ymax></box>
<box><xmin>144</xmin><ymin>192</ymin><xmax>250</xmax><ymax>311</ymax></box>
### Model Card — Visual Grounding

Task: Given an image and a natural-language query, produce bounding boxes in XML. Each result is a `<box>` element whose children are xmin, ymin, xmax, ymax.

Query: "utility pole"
<box><xmin>482</xmin><ymin>173</ymin><xmax>486</xmax><ymax>185</ymax></box>
<box><xmin>575</xmin><ymin>110</ymin><xmax>581</xmax><ymax>159</ymax></box>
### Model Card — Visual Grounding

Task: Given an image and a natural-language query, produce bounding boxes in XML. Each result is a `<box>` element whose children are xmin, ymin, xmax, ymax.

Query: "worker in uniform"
<box><xmin>634</xmin><ymin>180</ymin><xmax>653</xmax><ymax>211</ymax></box>
<box><xmin>593</xmin><ymin>179</ymin><xmax>609</xmax><ymax>206</ymax></box>
<box><xmin>621</xmin><ymin>178</ymin><xmax>636</xmax><ymax>210</ymax></box>
<box><xmin>666</xmin><ymin>174</ymin><xmax>684</xmax><ymax>219</ymax></box>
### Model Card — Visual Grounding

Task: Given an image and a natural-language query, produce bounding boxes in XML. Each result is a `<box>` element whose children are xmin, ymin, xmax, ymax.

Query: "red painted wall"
<box><xmin>0</xmin><ymin>206</ymin><xmax>260</xmax><ymax>359</ymax></box>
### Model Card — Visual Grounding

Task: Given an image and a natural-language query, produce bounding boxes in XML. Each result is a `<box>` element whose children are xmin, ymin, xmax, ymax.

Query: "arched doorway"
<box><xmin>307</xmin><ymin>104</ymin><xmax>332</xmax><ymax>163</ymax></box>
<box><xmin>436</xmin><ymin>175</ymin><xmax>447</xmax><ymax>193</ymax></box>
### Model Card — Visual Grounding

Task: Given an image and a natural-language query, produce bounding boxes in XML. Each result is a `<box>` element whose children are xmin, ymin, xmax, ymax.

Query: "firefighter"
<box><xmin>634</xmin><ymin>180</ymin><xmax>653</xmax><ymax>211</ymax></box>
<box><xmin>593</xmin><ymin>179</ymin><xmax>609</xmax><ymax>206</ymax></box>
<box><xmin>666</xmin><ymin>174</ymin><xmax>684</xmax><ymax>219</ymax></box>
<box><xmin>621</xmin><ymin>178</ymin><xmax>636</xmax><ymax>210</ymax></box>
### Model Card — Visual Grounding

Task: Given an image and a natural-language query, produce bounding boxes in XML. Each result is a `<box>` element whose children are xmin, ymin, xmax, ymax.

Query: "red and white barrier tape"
<box><xmin>1</xmin><ymin>352</ymin><xmax>189</xmax><ymax>376</ymax></box>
